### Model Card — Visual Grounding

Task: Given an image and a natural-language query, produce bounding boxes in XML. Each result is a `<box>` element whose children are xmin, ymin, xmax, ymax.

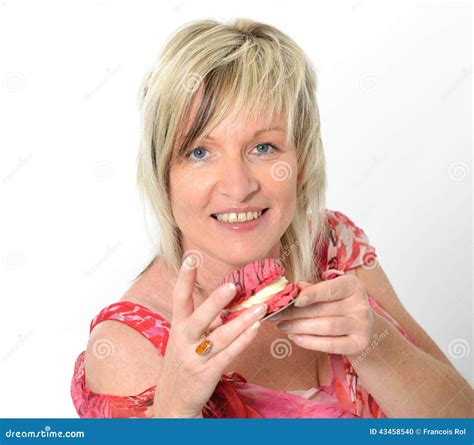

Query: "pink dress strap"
<box><xmin>90</xmin><ymin>301</ymin><xmax>171</xmax><ymax>353</ymax></box>
<box><xmin>71</xmin><ymin>301</ymin><xmax>170</xmax><ymax>418</ymax></box>
<box><xmin>325</xmin><ymin>209</ymin><xmax>378</xmax><ymax>272</ymax></box>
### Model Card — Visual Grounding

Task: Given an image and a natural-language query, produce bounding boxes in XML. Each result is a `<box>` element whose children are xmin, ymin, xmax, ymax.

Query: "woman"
<box><xmin>71</xmin><ymin>18</ymin><xmax>472</xmax><ymax>418</ymax></box>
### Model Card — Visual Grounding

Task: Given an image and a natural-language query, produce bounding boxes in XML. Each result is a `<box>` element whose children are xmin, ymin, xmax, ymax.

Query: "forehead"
<box><xmin>183</xmin><ymin>86</ymin><xmax>287</xmax><ymax>138</ymax></box>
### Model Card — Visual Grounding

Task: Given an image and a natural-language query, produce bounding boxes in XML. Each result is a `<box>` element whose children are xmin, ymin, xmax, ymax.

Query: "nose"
<box><xmin>218</xmin><ymin>155</ymin><xmax>259</xmax><ymax>201</ymax></box>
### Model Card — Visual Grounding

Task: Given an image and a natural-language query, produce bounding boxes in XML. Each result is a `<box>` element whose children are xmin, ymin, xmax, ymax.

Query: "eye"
<box><xmin>252</xmin><ymin>143</ymin><xmax>279</xmax><ymax>156</ymax></box>
<box><xmin>186</xmin><ymin>147</ymin><xmax>209</xmax><ymax>163</ymax></box>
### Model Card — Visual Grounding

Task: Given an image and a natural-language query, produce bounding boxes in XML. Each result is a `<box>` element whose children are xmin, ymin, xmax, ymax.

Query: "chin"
<box><xmin>215</xmin><ymin>248</ymin><xmax>274</xmax><ymax>269</ymax></box>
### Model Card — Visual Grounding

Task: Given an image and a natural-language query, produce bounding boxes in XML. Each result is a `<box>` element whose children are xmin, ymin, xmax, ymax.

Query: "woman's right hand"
<box><xmin>153</xmin><ymin>257</ymin><xmax>267</xmax><ymax>418</ymax></box>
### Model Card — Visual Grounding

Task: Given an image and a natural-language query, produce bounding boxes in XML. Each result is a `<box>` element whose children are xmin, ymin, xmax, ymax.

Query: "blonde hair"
<box><xmin>134</xmin><ymin>18</ymin><xmax>329</xmax><ymax>290</ymax></box>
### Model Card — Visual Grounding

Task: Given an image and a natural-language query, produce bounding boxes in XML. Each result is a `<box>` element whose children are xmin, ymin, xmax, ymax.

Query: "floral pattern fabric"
<box><xmin>70</xmin><ymin>209</ymin><xmax>417</xmax><ymax>418</ymax></box>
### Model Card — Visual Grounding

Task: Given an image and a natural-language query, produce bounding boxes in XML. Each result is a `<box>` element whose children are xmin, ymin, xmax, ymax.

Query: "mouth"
<box><xmin>210</xmin><ymin>208</ymin><xmax>269</xmax><ymax>224</ymax></box>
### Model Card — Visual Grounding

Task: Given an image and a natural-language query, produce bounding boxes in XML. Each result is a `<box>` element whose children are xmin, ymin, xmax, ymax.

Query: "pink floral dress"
<box><xmin>70</xmin><ymin>209</ymin><xmax>417</xmax><ymax>418</ymax></box>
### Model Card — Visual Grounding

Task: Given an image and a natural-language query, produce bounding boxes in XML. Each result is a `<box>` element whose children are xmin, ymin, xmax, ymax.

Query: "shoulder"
<box><xmin>323</xmin><ymin>208</ymin><xmax>377</xmax><ymax>272</ymax></box>
<box><xmin>83</xmin><ymin>258</ymin><xmax>174</xmax><ymax>397</ymax></box>
<box><xmin>84</xmin><ymin>303</ymin><xmax>167</xmax><ymax>397</ymax></box>
<box><xmin>324</xmin><ymin>209</ymin><xmax>373</xmax><ymax>242</ymax></box>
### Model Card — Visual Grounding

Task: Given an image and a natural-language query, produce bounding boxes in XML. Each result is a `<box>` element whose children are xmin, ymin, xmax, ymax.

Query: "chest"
<box><xmin>222</xmin><ymin>321</ymin><xmax>332</xmax><ymax>391</ymax></box>
<box><xmin>123</xmin><ymin>265</ymin><xmax>334</xmax><ymax>391</ymax></box>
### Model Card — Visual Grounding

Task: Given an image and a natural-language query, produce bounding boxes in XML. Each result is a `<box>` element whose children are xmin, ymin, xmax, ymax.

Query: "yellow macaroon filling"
<box><xmin>227</xmin><ymin>276</ymin><xmax>289</xmax><ymax>312</ymax></box>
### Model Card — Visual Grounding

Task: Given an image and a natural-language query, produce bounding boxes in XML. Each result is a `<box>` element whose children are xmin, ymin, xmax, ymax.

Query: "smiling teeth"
<box><xmin>215</xmin><ymin>210</ymin><xmax>263</xmax><ymax>223</ymax></box>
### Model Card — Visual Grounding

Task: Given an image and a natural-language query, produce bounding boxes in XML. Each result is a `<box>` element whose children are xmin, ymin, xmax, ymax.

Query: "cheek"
<box><xmin>170</xmin><ymin>186</ymin><xmax>201</xmax><ymax>235</ymax></box>
<box><xmin>170</xmin><ymin>169</ymin><xmax>211</xmax><ymax>219</ymax></box>
<box><xmin>170</xmin><ymin>169</ymin><xmax>194</xmax><ymax>217</ymax></box>
<box><xmin>270</xmin><ymin>168</ymin><xmax>298</xmax><ymax>222</ymax></box>
<box><xmin>279</xmin><ymin>186</ymin><xmax>298</xmax><ymax>222</ymax></box>
<box><xmin>262</xmin><ymin>162</ymin><xmax>298</xmax><ymax>203</ymax></box>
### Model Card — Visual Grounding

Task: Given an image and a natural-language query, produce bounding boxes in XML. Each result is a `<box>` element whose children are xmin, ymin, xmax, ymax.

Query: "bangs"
<box><xmin>174</xmin><ymin>37</ymin><xmax>301</xmax><ymax>159</ymax></box>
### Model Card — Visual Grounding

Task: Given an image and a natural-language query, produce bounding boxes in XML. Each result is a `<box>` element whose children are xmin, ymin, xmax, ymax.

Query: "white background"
<box><xmin>0</xmin><ymin>0</ymin><xmax>471</xmax><ymax>417</ymax></box>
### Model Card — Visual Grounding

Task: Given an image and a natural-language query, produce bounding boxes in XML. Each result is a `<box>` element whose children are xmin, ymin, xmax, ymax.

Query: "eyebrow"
<box><xmin>202</xmin><ymin>126</ymin><xmax>285</xmax><ymax>141</ymax></box>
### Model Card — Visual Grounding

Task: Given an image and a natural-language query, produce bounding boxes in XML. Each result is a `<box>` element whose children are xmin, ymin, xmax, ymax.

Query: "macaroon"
<box><xmin>219</xmin><ymin>258</ymin><xmax>299</xmax><ymax>324</ymax></box>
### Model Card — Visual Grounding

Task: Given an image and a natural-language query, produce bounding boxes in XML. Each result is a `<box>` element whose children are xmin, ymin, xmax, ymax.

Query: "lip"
<box><xmin>210</xmin><ymin>208</ymin><xmax>270</xmax><ymax>232</ymax></box>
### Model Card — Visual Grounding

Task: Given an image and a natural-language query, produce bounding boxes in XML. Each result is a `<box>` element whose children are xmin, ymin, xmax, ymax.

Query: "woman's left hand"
<box><xmin>268</xmin><ymin>274</ymin><xmax>375</xmax><ymax>355</ymax></box>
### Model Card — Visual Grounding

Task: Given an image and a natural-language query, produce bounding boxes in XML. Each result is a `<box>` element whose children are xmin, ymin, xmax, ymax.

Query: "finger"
<box><xmin>185</xmin><ymin>282</ymin><xmax>237</xmax><ymax>340</ymax></box>
<box><xmin>266</xmin><ymin>297</ymin><xmax>353</xmax><ymax>322</ymax></box>
<box><xmin>287</xmin><ymin>333</ymin><xmax>352</xmax><ymax>354</ymax></box>
<box><xmin>295</xmin><ymin>281</ymin><xmax>312</xmax><ymax>292</ymax></box>
<box><xmin>294</xmin><ymin>274</ymin><xmax>359</xmax><ymax>307</ymax></box>
<box><xmin>172</xmin><ymin>258</ymin><xmax>198</xmax><ymax>323</ymax></box>
<box><xmin>208</xmin><ymin>314</ymin><xmax>224</xmax><ymax>332</ymax></box>
<box><xmin>207</xmin><ymin>303</ymin><xmax>268</xmax><ymax>349</ymax></box>
<box><xmin>276</xmin><ymin>315</ymin><xmax>356</xmax><ymax>336</ymax></box>
<box><xmin>206</xmin><ymin>310</ymin><xmax>264</xmax><ymax>371</ymax></box>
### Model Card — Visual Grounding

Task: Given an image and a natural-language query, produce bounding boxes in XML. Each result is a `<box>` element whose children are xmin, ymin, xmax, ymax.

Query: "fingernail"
<box><xmin>288</xmin><ymin>334</ymin><xmax>302</xmax><ymax>342</ymax></box>
<box><xmin>245</xmin><ymin>321</ymin><xmax>261</xmax><ymax>336</ymax></box>
<box><xmin>182</xmin><ymin>257</ymin><xmax>193</xmax><ymax>271</ymax></box>
<box><xmin>294</xmin><ymin>296</ymin><xmax>309</xmax><ymax>307</ymax></box>
<box><xmin>268</xmin><ymin>312</ymin><xmax>283</xmax><ymax>321</ymax></box>
<box><xmin>251</xmin><ymin>303</ymin><xmax>267</xmax><ymax>316</ymax></box>
<box><xmin>222</xmin><ymin>283</ymin><xmax>236</xmax><ymax>298</ymax></box>
<box><xmin>277</xmin><ymin>322</ymin><xmax>292</xmax><ymax>331</ymax></box>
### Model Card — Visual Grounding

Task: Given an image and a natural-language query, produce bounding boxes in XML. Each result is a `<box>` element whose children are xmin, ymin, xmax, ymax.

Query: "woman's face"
<box><xmin>169</xmin><ymin>101</ymin><xmax>299</xmax><ymax>269</ymax></box>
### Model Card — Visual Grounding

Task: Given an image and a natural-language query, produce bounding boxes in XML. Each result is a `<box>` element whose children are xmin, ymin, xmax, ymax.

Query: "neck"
<box><xmin>181</xmin><ymin>240</ymin><xmax>282</xmax><ymax>306</ymax></box>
